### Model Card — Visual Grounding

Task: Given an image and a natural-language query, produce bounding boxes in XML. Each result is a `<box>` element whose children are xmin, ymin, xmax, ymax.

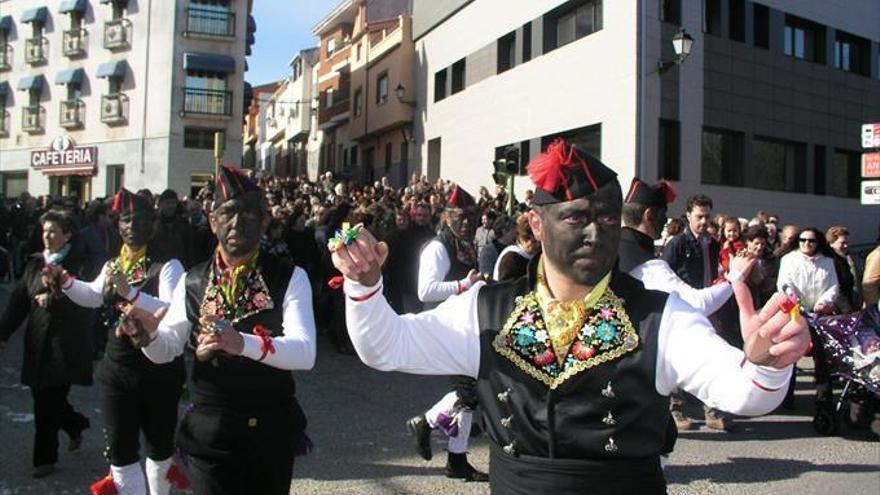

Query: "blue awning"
<box><xmin>0</xmin><ymin>16</ymin><xmax>12</xmax><ymax>34</ymax></box>
<box><xmin>96</xmin><ymin>60</ymin><xmax>127</xmax><ymax>78</ymax></box>
<box><xmin>247</xmin><ymin>15</ymin><xmax>256</xmax><ymax>33</ymax></box>
<box><xmin>21</xmin><ymin>7</ymin><xmax>49</xmax><ymax>24</ymax></box>
<box><xmin>18</xmin><ymin>75</ymin><xmax>45</xmax><ymax>91</ymax></box>
<box><xmin>60</xmin><ymin>0</ymin><xmax>88</xmax><ymax>14</ymax></box>
<box><xmin>0</xmin><ymin>81</ymin><xmax>9</xmax><ymax>97</ymax></box>
<box><xmin>56</xmin><ymin>68</ymin><xmax>85</xmax><ymax>85</ymax></box>
<box><xmin>99</xmin><ymin>0</ymin><xmax>128</xmax><ymax>5</ymax></box>
<box><xmin>183</xmin><ymin>52</ymin><xmax>235</xmax><ymax>73</ymax></box>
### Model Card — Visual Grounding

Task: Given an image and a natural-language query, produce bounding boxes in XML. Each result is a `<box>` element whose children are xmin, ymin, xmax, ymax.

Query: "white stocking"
<box><xmin>110</xmin><ymin>462</ymin><xmax>146</xmax><ymax>495</ymax></box>
<box><xmin>144</xmin><ymin>457</ymin><xmax>172</xmax><ymax>495</ymax></box>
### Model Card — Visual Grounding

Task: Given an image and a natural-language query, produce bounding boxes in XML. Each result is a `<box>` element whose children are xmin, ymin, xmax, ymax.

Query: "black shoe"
<box><xmin>446</xmin><ymin>452</ymin><xmax>489</xmax><ymax>482</ymax></box>
<box><xmin>32</xmin><ymin>464</ymin><xmax>56</xmax><ymax>478</ymax></box>
<box><xmin>67</xmin><ymin>417</ymin><xmax>90</xmax><ymax>451</ymax></box>
<box><xmin>406</xmin><ymin>415</ymin><xmax>433</xmax><ymax>461</ymax></box>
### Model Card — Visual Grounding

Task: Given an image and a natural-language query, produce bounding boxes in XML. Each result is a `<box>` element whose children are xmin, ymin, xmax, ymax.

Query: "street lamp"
<box><xmin>395</xmin><ymin>83</ymin><xmax>416</xmax><ymax>107</ymax></box>
<box><xmin>658</xmin><ymin>28</ymin><xmax>694</xmax><ymax>73</ymax></box>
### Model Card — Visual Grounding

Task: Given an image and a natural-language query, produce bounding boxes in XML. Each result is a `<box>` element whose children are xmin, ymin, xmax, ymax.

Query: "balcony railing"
<box><xmin>25</xmin><ymin>37</ymin><xmax>48</xmax><ymax>65</ymax></box>
<box><xmin>0</xmin><ymin>110</ymin><xmax>9</xmax><ymax>137</ymax></box>
<box><xmin>101</xmin><ymin>93</ymin><xmax>128</xmax><ymax>125</ymax></box>
<box><xmin>0</xmin><ymin>44</ymin><xmax>11</xmax><ymax>71</ymax></box>
<box><xmin>319</xmin><ymin>98</ymin><xmax>350</xmax><ymax>125</ymax></box>
<box><xmin>185</xmin><ymin>7</ymin><xmax>235</xmax><ymax>37</ymax></box>
<box><xmin>183</xmin><ymin>87</ymin><xmax>232</xmax><ymax>116</ymax></box>
<box><xmin>22</xmin><ymin>105</ymin><xmax>45</xmax><ymax>133</ymax></box>
<box><xmin>104</xmin><ymin>18</ymin><xmax>131</xmax><ymax>50</ymax></box>
<box><xmin>63</xmin><ymin>29</ymin><xmax>88</xmax><ymax>57</ymax></box>
<box><xmin>60</xmin><ymin>99</ymin><xmax>85</xmax><ymax>128</ymax></box>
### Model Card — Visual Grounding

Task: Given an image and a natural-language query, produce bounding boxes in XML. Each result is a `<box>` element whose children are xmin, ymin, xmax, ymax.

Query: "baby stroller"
<box><xmin>809</xmin><ymin>306</ymin><xmax>880</xmax><ymax>437</ymax></box>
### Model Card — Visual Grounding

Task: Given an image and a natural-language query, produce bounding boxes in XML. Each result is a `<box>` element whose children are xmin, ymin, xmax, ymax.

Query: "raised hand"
<box><xmin>329</xmin><ymin>225</ymin><xmax>388</xmax><ymax>287</ymax></box>
<box><xmin>196</xmin><ymin>315</ymin><xmax>243</xmax><ymax>360</ymax></box>
<box><xmin>467</xmin><ymin>269</ymin><xmax>482</xmax><ymax>284</ymax></box>
<box><xmin>120</xmin><ymin>304</ymin><xmax>169</xmax><ymax>348</ymax></box>
<box><xmin>104</xmin><ymin>265</ymin><xmax>132</xmax><ymax>299</ymax></box>
<box><xmin>728</xmin><ymin>252</ymin><xmax>756</xmax><ymax>280</ymax></box>
<box><xmin>733</xmin><ymin>283</ymin><xmax>810</xmax><ymax>369</ymax></box>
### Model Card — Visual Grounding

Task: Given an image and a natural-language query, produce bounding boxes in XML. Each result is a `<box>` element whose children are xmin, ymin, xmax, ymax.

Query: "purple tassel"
<box><xmin>435</xmin><ymin>412</ymin><xmax>459</xmax><ymax>438</ymax></box>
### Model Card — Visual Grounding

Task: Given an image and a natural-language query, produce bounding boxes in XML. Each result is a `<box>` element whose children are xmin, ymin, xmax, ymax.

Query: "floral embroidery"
<box><xmin>108</xmin><ymin>253</ymin><xmax>151</xmax><ymax>286</ymax></box>
<box><xmin>199</xmin><ymin>258</ymin><xmax>274</xmax><ymax>323</ymax></box>
<box><xmin>493</xmin><ymin>289</ymin><xmax>639</xmax><ymax>390</ymax></box>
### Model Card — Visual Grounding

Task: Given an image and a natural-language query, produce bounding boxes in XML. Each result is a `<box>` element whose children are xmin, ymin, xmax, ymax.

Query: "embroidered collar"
<box><xmin>535</xmin><ymin>259</ymin><xmax>611</xmax><ymax>366</ymax></box>
<box><xmin>493</xmin><ymin>265</ymin><xmax>639</xmax><ymax>390</ymax></box>
<box><xmin>109</xmin><ymin>245</ymin><xmax>151</xmax><ymax>285</ymax></box>
<box><xmin>200</xmin><ymin>250</ymin><xmax>273</xmax><ymax>323</ymax></box>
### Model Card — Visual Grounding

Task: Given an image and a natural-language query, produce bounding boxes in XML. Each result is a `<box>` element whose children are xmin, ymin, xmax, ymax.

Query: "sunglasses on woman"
<box><xmin>799</xmin><ymin>238</ymin><xmax>817</xmax><ymax>244</ymax></box>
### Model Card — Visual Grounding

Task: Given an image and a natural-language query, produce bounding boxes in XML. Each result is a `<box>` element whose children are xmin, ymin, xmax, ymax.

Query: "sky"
<box><xmin>247</xmin><ymin>1</ymin><xmax>338</xmax><ymax>86</ymax></box>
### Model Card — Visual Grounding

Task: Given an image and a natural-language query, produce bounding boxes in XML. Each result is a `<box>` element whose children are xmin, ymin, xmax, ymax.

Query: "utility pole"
<box><xmin>214</xmin><ymin>131</ymin><xmax>225</xmax><ymax>178</ymax></box>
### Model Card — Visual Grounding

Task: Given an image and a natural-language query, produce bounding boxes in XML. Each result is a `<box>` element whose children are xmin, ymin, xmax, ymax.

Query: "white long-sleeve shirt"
<box><xmin>141</xmin><ymin>266</ymin><xmax>316</xmax><ymax>371</ymax></box>
<box><xmin>63</xmin><ymin>259</ymin><xmax>183</xmax><ymax>316</ymax></box>
<box><xmin>629</xmin><ymin>259</ymin><xmax>733</xmax><ymax>316</ymax></box>
<box><xmin>776</xmin><ymin>251</ymin><xmax>839</xmax><ymax>309</ymax></box>
<box><xmin>344</xmin><ymin>275</ymin><xmax>791</xmax><ymax>417</ymax></box>
<box><xmin>417</xmin><ymin>240</ymin><xmax>475</xmax><ymax>302</ymax></box>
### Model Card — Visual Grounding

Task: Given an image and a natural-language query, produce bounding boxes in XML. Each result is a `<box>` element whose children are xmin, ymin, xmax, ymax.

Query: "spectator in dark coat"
<box><xmin>0</xmin><ymin>209</ymin><xmax>93</xmax><ymax>478</ymax></box>
<box><xmin>384</xmin><ymin>207</ymin><xmax>435</xmax><ymax>313</ymax></box>
<box><xmin>151</xmin><ymin>189</ymin><xmax>194</xmax><ymax>268</ymax></box>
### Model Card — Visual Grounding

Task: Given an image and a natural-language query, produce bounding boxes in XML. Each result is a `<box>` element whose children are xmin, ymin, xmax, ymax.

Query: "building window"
<box><xmin>541</xmin><ymin>123</ymin><xmax>602</xmax><ymax>159</ymax></box>
<box><xmin>376</xmin><ymin>72</ymin><xmax>388</xmax><ymax>105</ymax></box>
<box><xmin>750</xmin><ymin>137</ymin><xmax>806</xmax><ymax>193</ymax></box>
<box><xmin>829</xmin><ymin>149</ymin><xmax>860</xmax><ymax>199</ymax></box>
<box><xmin>813</xmin><ymin>145</ymin><xmax>826</xmax><ymax>195</ymax></box>
<box><xmin>497</xmin><ymin>31</ymin><xmax>516</xmax><ymax>74</ymax></box>
<box><xmin>1</xmin><ymin>171</ymin><xmax>29</xmax><ymax>198</ymax></box>
<box><xmin>107</xmin><ymin>165</ymin><xmax>125</xmax><ymax>192</ymax></box>
<box><xmin>353</xmin><ymin>87</ymin><xmax>362</xmax><ymax>117</ymax></box>
<box><xmin>184</xmin><ymin>127</ymin><xmax>224</xmax><ymax>149</ymax></box>
<box><xmin>704</xmin><ymin>0</ymin><xmax>721</xmax><ymax>35</ymax></box>
<box><xmin>384</xmin><ymin>142</ymin><xmax>392</xmax><ymax>169</ymax></box>
<box><xmin>327</xmin><ymin>38</ymin><xmax>336</xmax><ymax>57</ymax></box>
<box><xmin>451</xmin><ymin>59</ymin><xmax>466</xmax><ymax>94</ymax></box>
<box><xmin>522</xmin><ymin>23</ymin><xmax>532</xmax><ymax>62</ymax></box>
<box><xmin>834</xmin><ymin>31</ymin><xmax>870</xmax><ymax>76</ymax></box>
<box><xmin>544</xmin><ymin>0</ymin><xmax>603</xmax><ymax>52</ymax></box>
<box><xmin>427</xmin><ymin>137</ymin><xmax>442</xmax><ymax>181</ymax></box>
<box><xmin>783</xmin><ymin>15</ymin><xmax>825</xmax><ymax>63</ymax></box>
<box><xmin>186</xmin><ymin>0</ymin><xmax>235</xmax><ymax>37</ymax></box>
<box><xmin>660</xmin><ymin>0</ymin><xmax>680</xmax><ymax>25</ymax></box>
<box><xmin>658</xmin><ymin>119</ymin><xmax>680</xmax><ymax>181</ymax></box>
<box><xmin>184</xmin><ymin>71</ymin><xmax>231</xmax><ymax>115</ymax></box>
<box><xmin>728</xmin><ymin>0</ymin><xmax>745</xmax><ymax>42</ymax></box>
<box><xmin>753</xmin><ymin>3</ymin><xmax>769</xmax><ymax>48</ymax></box>
<box><xmin>701</xmin><ymin>128</ymin><xmax>743</xmax><ymax>186</ymax></box>
<box><xmin>434</xmin><ymin>69</ymin><xmax>447</xmax><ymax>102</ymax></box>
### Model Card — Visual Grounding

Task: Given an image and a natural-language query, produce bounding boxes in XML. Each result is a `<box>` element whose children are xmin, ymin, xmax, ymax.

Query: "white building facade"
<box><xmin>0</xmin><ymin>0</ymin><xmax>254</xmax><ymax>200</ymax></box>
<box><xmin>411</xmin><ymin>0</ymin><xmax>880</xmax><ymax>242</ymax></box>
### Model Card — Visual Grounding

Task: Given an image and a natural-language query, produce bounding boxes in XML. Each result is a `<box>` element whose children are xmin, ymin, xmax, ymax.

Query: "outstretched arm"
<box><xmin>631</xmin><ymin>259</ymin><xmax>733</xmax><ymax>316</ymax></box>
<box><xmin>333</xmin><ymin>226</ymin><xmax>481</xmax><ymax>377</ymax></box>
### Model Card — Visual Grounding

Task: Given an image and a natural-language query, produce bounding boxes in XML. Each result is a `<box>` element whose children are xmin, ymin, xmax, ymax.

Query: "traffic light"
<box><xmin>492</xmin><ymin>146</ymin><xmax>520</xmax><ymax>185</ymax></box>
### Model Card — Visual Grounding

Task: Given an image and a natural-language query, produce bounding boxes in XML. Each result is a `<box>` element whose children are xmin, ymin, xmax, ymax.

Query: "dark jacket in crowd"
<box><xmin>662</xmin><ymin>229</ymin><xmax>720</xmax><ymax>289</ymax></box>
<box><xmin>76</xmin><ymin>223</ymin><xmax>122</xmax><ymax>279</ymax></box>
<box><xmin>152</xmin><ymin>216</ymin><xmax>195</xmax><ymax>269</ymax></box>
<box><xmin>384</xmin><ymin>224</ymin><xmax>435</xmax><ymax>311</ymax></box>
<box><xmin>0</xmin><ymin>252</ymin><xmax>94</xmax><ymax>388</ymax></box>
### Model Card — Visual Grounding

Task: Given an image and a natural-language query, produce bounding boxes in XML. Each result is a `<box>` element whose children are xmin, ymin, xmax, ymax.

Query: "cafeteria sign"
<box><xmin>31</xmin><ymin>136</ymin><xmax>98</xmax><ymax>173</ymax></box>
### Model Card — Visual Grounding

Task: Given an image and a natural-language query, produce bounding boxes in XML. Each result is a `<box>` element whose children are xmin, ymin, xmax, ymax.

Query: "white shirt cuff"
<box><xmin>343</xmin><ymin>276</ymin><xmax>384</xmax><ymax>298</ymax></box>
<box><xmin>745</xmin><ymin>360</ymin><xmax>792</xmax><ymax>391</ymax></box>
<box><xmin>240</xmin><ymin>333</ymin><xmax>263</xmax><ymax>361</ymax></box>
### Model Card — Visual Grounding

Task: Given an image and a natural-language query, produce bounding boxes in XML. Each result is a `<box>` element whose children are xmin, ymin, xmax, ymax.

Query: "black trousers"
<box><xmin>99</xmin><ymin>375</ymin><xmax>183</xmax><ymax>466</ymax></box>
<box><xmin>178</xmin><ymin>404</ymin><xmax>298</xmax><ymax>495</ymax></box>
<box><xmin>30</xmin><ymin>384</ymin><xmax>89</xmax><ymax>467</ymax></box>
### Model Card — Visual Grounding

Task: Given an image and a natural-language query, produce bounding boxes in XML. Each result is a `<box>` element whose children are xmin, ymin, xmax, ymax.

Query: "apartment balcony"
<box><xmin>101</xmin><ymin>93</ymin><xmax>128</xmax><ymax>125</ymax></box>
<box><xmin>185</xmin><ymin>7</ymin><xmax>235</xmax><ymax>37</ymax></box>
<box><xmin>25</xmin><ymin>37</ymin><xmax>48</xmax><ymax>65</ymax></box>
<box><xmin>22</xmin><ymin>105</ymin><xmax>45</xmax><ymax>133</ymax></box>
<box><xmin>183</xmin><ymin>87</ymin><xmax>233</xmax><ymax>116</ymax></box>
<box><xmin>60</xmin><ymin>99</ymin><xmax>85</xmax><ymax>129</ymax></box>
<box><xmin>63</xmin><ymin>29</ymin><xmax>88</xmax><ymax>57</ymax></box>
<box><xmin>0</xmin><ymin>110</ymin><xmax>9</xmax><ymax>137</ymax></box>
<box><xmin>0</xmin><ymin>44</ymin><xmax>11</xmax><ymax>71</ymax></box>
<box><xmin>104</xmin><ymin>18</ymin><xmax>131</xmax><ymax>50</ymax></box>
<box><xmin>318</xmin><ymin>98</ymin><xmax>350</xmax><ymax>129</ymax></box>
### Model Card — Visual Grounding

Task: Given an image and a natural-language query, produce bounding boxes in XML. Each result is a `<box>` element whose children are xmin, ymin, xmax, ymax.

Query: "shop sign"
<box><xmin>863</xmin><ymin>123</ymin><xmax>880</xmax><ymax>149</ymax></box>
<box><xmin>862</xmin><ymin>180</ymin><xmax>880</xmax><ymax>206</ymax></box>
<box><xmin>31</xmin><ymin>136</ymin><xmax>98</xmax><ymax>170</ymax></box>
<box><xmin>862</xmin><ymin>152</ymin><xmax>880</xmax><ymax>178</ymax></box>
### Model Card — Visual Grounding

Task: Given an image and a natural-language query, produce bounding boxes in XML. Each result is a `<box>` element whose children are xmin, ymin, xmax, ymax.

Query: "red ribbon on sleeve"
<box><xmin>253</xmin><ymin>325</ymin><xmax>276</xmax><ymax>361</ymax></box>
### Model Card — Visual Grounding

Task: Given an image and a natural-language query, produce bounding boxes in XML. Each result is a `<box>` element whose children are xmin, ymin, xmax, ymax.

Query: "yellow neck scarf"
<box><xmin>118</xmin><ymin>244</ymin><xmax>147</xmax><ymax>276</ymax></box>
<box><xmin>535</xmin><ymin>258</ymin><xmax>611</xmax><ymax>366</ymax></box>
<box><xmin>215</xmin><ymin>249</ymin><xmax>260</xmax><ymax>307</ymax></box>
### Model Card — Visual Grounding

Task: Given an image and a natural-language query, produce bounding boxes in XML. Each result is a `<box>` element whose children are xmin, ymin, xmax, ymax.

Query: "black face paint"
<box><xmin>212</xmin><ymin>193</ymin><xmax>266</xmax><ymax>258</ymax></box>
<box><xmin>446</xmin><ymin>208</ymin><xmax>477</xmax><ymax>242</ymax></box>
<box><xmin>538</xmin><ymin>182</ymin><xmax>622</xmax><ymax>287</ymax></box>
<box><xmin>118</xmin><ymin>211</ymin><xmax>155</xmax><ymax>248</ymax></box>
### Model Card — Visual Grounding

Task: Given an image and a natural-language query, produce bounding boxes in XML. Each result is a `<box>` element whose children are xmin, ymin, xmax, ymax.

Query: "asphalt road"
<box><xmin>0</xmin><ymin>283</ymin><xmax>877</xmax><ymax>495</ymax></box>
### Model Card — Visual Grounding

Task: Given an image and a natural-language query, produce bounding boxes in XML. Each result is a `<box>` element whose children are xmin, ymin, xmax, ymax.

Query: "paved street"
<box><xmin>0</xmin><ymin>283</ymin><xmax>877</xmax><ymax>495</ymax></box>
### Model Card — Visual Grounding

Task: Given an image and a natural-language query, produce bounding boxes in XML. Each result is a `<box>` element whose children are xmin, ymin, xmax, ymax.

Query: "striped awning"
<box><xmin>60</xmin><ymin>0</ymin><xmax>88</xmax><ymax>13</ymax></box>
<box><xmin>56</xmin><ymin>68</ymin><xmax>85</xmax><ymax>85</ymax></box>
<box><xmin>21</xmin><ymin>7</ymin><xmax>49</xmax><ymax>24</ymax></box>
<box><xmin>18</xmin><ymin>75</ymin><xmax>45</xmax><ymax>91</ymax></box>
<box><xmin>183</xmin><ymin>52</ymin><xmax>235</xmax><ymax>73</ymax></box>
<box><xmin>96</xmin><ymin>60</ymin><xmax>127</xmax><ymax>78</ymax></box>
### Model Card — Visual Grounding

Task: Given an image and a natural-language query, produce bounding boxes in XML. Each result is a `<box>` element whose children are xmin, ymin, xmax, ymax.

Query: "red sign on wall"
<box><xmin>863</xmin><ymin>152</ymin><xmax>880</xmax><ymax>179</ymax></box>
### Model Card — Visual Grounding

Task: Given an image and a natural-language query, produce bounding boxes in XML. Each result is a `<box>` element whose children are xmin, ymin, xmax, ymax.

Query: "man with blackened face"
<box><xmin>332</xmin><ymin>139</ymin><xmax>811</xmax><ymax>494</ymax></box>
<box><xmin>134</xmin><ymin>166</ymin><xmax>317</xmax><ymax>495</ymax></box>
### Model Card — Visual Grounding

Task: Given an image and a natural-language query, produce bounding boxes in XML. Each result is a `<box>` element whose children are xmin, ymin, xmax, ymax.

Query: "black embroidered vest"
<box><xmin>184</xmin><ymin>252</ymin><xmax>298</xmax><ymax>411</ymax></box>
<box><xmin>476</xmin><ymin>265</ymin><xmax>670</xmax><ymax>461</ymax></box>
<box><xmin>98</xmin><ymin>259</ymin><xmax>186</xmax><ymax>387</ymax></box>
